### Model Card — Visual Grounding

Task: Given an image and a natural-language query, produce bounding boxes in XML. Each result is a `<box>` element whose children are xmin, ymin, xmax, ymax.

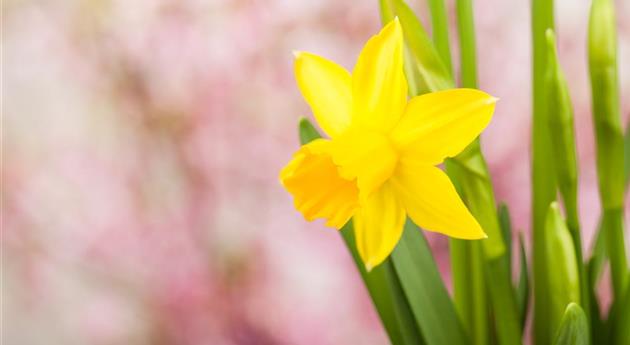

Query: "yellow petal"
<box><xmin>280</xmin><ymin>139</ymin><xmax>359</xmax><ymax>228</ymax></box>
<box><xmin>352</xmin><ymin>18</ymin><xmax>407</xmax><ymax>132</ymax></box>
<box><xmin>329</xmin><ymin>127</ymin><xmax>399</xmax><ymax>202</ymax></box>
<box><xmin>294</xmin><ymin>52</ymin><xmax>352</xmax><ymax>138</ymax></box>
<box><xmin>353</xmin><ymin>182</ymin><xmax>406</xmax><ymax>270</ymax></box>
<box><xmin>391</xmin><ymin>156</ymin><xmax>486</xmax><ymax>239</ymax></box>
<box><xmin>391</xmin><ymin>88</ymin><xmax>497</xmax><ymax>164</ymax></box>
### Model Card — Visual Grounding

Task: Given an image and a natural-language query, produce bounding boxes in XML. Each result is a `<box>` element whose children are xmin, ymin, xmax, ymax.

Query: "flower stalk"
<box><xmin>588</xmin><ymin>0</ymin><xmax>627</xmax><ymax>301</ymax></box>
<box><xmin>544</xmin><ymin>29</ymin><xmax>590</xmax><ymax>324</ymax></box>
<box><xmin>531</xmin><ymin>0</ymin><xmax>556</xmax><ymax>343</ymax></box>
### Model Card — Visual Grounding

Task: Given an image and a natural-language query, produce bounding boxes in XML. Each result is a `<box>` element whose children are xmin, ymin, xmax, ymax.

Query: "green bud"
<box><xmin>544</xmin><ymin>29</ymin><xmax>579</xmax><ymax>224</ymax></box>
<box><xmin>552</xmin><ymin>303</ymin><xmax>589</xmax><ymax>345</ymax></box>
<box><xmin>544</xmin><ymin>202</ymin><xmax>580</xmax><ymax>338</ymax></box>
<box><xmin>588</xmin><ymin>0</ymin><xmax>624</xmax><ymax>209</ymax></box>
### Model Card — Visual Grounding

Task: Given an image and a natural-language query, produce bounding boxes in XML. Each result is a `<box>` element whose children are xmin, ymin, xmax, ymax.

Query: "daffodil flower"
<box><xmin>280</xmin><ymin>18</ymin><xmax>497</xmax><ymax>270</ymax></box>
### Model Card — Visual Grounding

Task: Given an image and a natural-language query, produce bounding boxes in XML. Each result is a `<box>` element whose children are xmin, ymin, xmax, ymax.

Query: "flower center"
<box><xmin>330</xmin><ymin>128</ymin><xmax>399</xmax><ymax>203</ymax></box>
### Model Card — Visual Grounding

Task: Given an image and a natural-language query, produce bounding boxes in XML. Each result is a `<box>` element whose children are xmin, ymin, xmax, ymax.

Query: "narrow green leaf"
<box><xmin>379</xmin><ymin>0</ymin><xmax>424</xmax><ymax>97</ymax></box>
<box><xmin>612</xmin><ymin>282</ymin><xmax>630</xmax><ymax>344</ymax></box>
<box><xmin>450</xmin><ymin>239</ymin><xmax>489</xmax><ymax>345</ymax></box>
<box><xmin>498</xmin><ymin>203</ymin><xmax>513</xmax><ymax>277</ymax></box>
<box><xmin>553</xmin><ymin>303</ymin><xmax>589</xmax><ymax>345</ymax></box>
<box><xmin>545</xmin><ymin>202</ymin><xmax>581</xmax><ymax>339</ymax></box>
<box><xmin>340</xmin><ymin>224</ymin><xmax>424</xmax><ymax>345</ymax></box>
<box><xmin>387</xmin><ymin>0</ymin><xmax>454</xmax><ymax>94</ymax></box>
<box><xmin>448</xmin><ymin>142</ymin><xmax>521</xmax><ymax>345</ymax></box>
<box><xmin>297</xmin><ymin>119</ymin><xmax>424</xmax><ymax>345</ymax></box>
<box><xmin>391</xmin><ymin>221</ymin><xmax>467</xmax><ymax>345</ymax></box>
<box><xmin>625</xmin><ymin>124</ymin><xmax>630</xmax><ymax>189</ymax></box>
<box><xmin>586</xmin><ymin>226</ymin><xmax>607</xmax><ymax>345</ymax></box>
<box><xmin>485</xmin><ymin>256</ymin><xmax>523</xmax><ymax>344</ymax></box>
<box><xmin>587</xmin><ymin>219</ymin><xmax>607</xmax><ymax>290</ymax></box>
<box><xmin>588</xmin><ymin>281</ymin><xmax>606</xmax><ymax>345</ymax></box>
<box><xmin>601</xmin><ymin>208</ymin><xmax>628</xmax><ymax>301</ymax></box>
<box><xmin>516</xmin><ymin>233</ymin><xmax>530</xmax><ymax>330</ymax></box>
<box><xmin>449</xmin><ymin>148</ymin><xmax>506</xmax><ymax>260</ymax></box>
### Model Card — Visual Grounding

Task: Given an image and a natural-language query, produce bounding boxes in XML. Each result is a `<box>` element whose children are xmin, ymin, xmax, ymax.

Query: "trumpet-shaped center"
<box><xmin>280</xmin><ymin>139</ymin><xmax>360</xmax><ymax>228</ymax></box>
<box><xmin>330</xmin><ymin>127</ymin><xmax>399</xmax><ymax>202</ymax></box>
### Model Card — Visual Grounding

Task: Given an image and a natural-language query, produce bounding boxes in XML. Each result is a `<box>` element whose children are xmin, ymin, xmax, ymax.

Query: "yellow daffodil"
<box><xmin>280</xmin><ymin>18</ymin><xmax>497</xmax><ymax>270</ymax></box>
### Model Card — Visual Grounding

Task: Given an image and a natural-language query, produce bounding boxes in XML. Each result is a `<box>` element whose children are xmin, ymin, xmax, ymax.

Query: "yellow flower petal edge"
<box><xmin>352</xmin><ymin>17</ymin><xmax>407</xmax><ymax>132</ymax></box>
<box><xmin>391</xmin><ymin>156</ymin><xmax>486</xmax><ymax>240</ymax></box>
<box><xmin>281</xmin><ymin>18</ymin><xmax>497</xmax><ymax>270</ymax></box>
<box><xmin>294</xmin><ymin>52</ymin><xmax>352</xmax><ymax>138</ymax></box>
<box><xmin>354</xmin><ymin>182</ymin><xmax>406</xmax><ymax>270</ymax></box>
<box><xmin>391</xmin><ymin>88</ymin><xmax>498</xmax><ymax>164</ymax></box>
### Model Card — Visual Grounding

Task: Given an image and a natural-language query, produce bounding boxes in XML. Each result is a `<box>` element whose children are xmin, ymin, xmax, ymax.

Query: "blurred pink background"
<box><xmin>3</xmin><ymin>0</ymin><xmax>629</xmax><ymax>344</ymax></box>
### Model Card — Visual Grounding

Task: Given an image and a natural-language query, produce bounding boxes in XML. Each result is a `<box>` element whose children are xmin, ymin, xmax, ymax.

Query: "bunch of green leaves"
<box><xmin>296</xmin><ymin>0</ymin><xmax>628</xmax><ymax>343</ymax></box>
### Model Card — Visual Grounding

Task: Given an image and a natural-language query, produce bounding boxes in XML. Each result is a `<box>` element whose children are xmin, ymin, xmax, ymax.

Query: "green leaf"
<box><xmin>450</xmin><ymin>239</ymin><xmax>489</xmax><ymax>345</ymax></box>
<box><xmin>385</xmin><ymin>0</ymin><xmax>454</xmax><ymax>94</ymax></box>
<box><xmin>486</xmin><ymin>257</ymin><xmax>523</xmax><ymax>344</ymax></box>
<box><xmin>298</xmin><ymin>117</ymin><xmax>322</xmax><ymax>143</ymax></box>
<box><xmin>297</xmin><ymin>119</ymin><xmax>423</xmax><ymax>345</ymax></box>
<box><xmin>516</xmin><ymin>233</ymin><xmax>530</xmax><ymax>330</ymax></box>
<box><xmin>586</xmin><ymin>228</ymin><xmax>607</xmax><ymax>345</ymax></box>
<box><xmin>625</xmin><ymin>124</ymin><xmax>630</xmax><ymax>188</ymax></box>
<box><xmin>391</xmin><ymin>221</ymin><xmax>467</xmax><ymax>345</ymax></box>
<box><xmin>587</xmin><ymin>219</ymin><xmax>607</xmax><ymax>290</ymax></box>
<box><xmin>612</xmin><ymin>282</ymin><xmax>630</xmax><ymax>344</ymax></box>
<box><xmin>340</xmin><ymin>224</ymin><xmax>424</xmax><ymax>345</ymax></box>
<box><xmin>553</xmin><ymin>303</ymin><xmax>590</xmax><ymax>345</ymax></box>
<box><xmin>498</xmin><ymin>203</ymin><xmax>513</xmax><ymax>277</ymax></box>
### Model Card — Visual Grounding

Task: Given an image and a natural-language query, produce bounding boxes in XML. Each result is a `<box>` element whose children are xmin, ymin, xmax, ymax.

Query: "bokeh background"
<box><xmin>3</xmin><ymin>0</ymin><xmax>629</xmax><ymax>344</ymax></box>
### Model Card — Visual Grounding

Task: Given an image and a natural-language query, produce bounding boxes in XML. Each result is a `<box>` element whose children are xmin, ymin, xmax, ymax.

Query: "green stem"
<box><xmin>449</xmin><ymin>2</ymin><xmax>489</xmax><ymax>344</ymax></box>
<box><xmin>427</xmin><ymin>0</ymin><xmax>453</xmax><ymax>77</ymax></box>
<box><xmin>545</xmin><ymin>29</ymin><xmax>591</xmax><ymax>325</ymax></box>
<box><xmin>453</xmin><ymin>2</ymin><xmax>520</xmax><ymax>341</ymax></box>
<box><xmin>450</xmin><ymin>149</ymin><xmax>522</xmax><ymax>345</ymax></box>
<box><xmin>450</xmin><ymin>239</ymin><xmax>489</xmax><ymax>345</ymax></box>
<box><xmin>456</xmin><ymin>0</ymin><xmax>477</xmax><ymax>88</ymax></box>
<box><xmin>588</xmin><ymin>0</ymin><xmax>628</xmax><ymax>301</ymax></box>
<box><xmin>601</xmin><ymin>209</ymin><xmax>628</xmax><ymax>300</ymax></box>
<box><xmin>531</xmin><ymin>0</ymin><xmax>556</xmax><ymax>343</ymax></box>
